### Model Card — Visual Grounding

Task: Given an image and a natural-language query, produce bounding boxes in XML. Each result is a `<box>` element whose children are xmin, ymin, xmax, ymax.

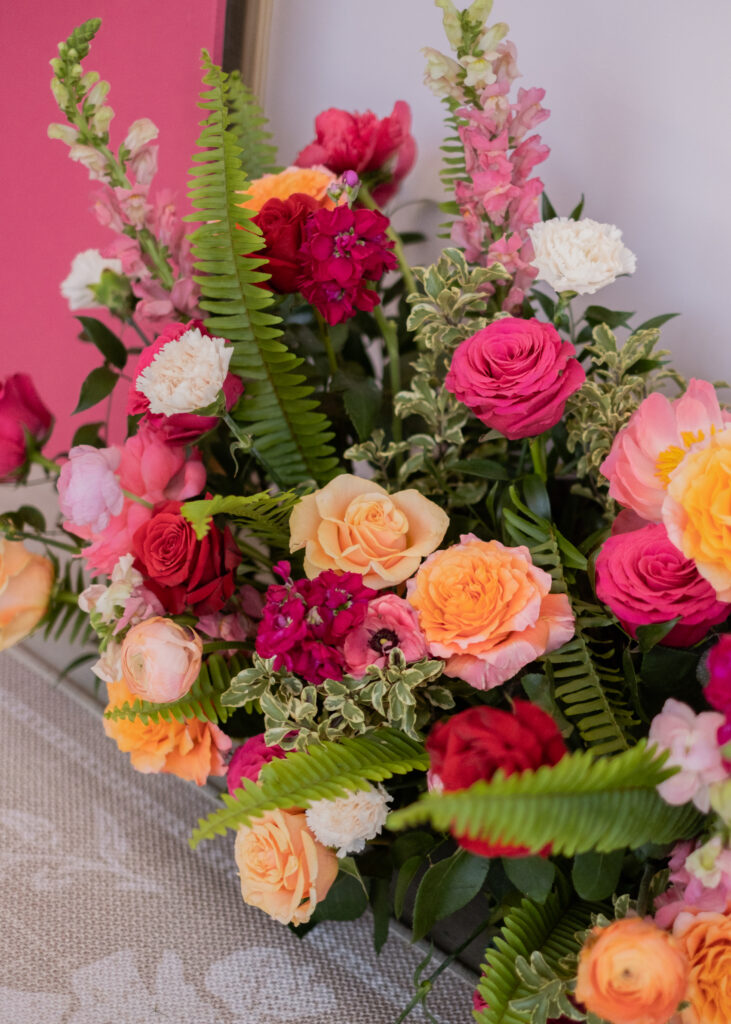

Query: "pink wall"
<box><xmin>2</xmin><ymin>0</ymin><xmax>225</xmax><ymax>451</ymax></box>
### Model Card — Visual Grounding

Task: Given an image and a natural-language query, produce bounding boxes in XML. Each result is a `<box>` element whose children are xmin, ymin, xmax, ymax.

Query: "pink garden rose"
<box><xmin>600</xmin><ymin>378</ymin><xmax>726</xmax><ymax>522</ymax></box>
<box><xmin>227</xmin><ymin>733</ymin><xmax>287</xmax><ymax>794</ymax></box>
<box><xmin>595</xmin><ymin>522</ymin><xmax>730</xmax><ymax>647</ymax></box>
<box><xmin>58</xmin><ymin>445</ymin><xmax>123</xmax><ymax>533</ymax></box>
<box><xmin>444</xmin><ymin>317</ymin><xmax>585</xmax><ymax>440</ymax></box>
<box><xmin>0</xmin><ymin>374</ymin><xmax>53</xmax><ymax>481</ymax></box>
<box><xmin>343</xmin><ymin>594</ymin><xmax>427</xmax><ymax>676</ymax></box>
<box><xmin>649</xmin><ymin>698</ymin><xmax>727</xmax><ymax>812</ymax></box>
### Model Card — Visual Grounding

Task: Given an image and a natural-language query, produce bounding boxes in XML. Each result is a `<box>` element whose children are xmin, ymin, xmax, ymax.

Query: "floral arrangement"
<box><xmin>3</xmin><ymin>3</ymin><xmax>731</xmax><ymax>1021</ymax></box>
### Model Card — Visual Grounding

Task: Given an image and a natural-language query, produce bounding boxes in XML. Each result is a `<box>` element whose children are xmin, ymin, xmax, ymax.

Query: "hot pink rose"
<box><xmin>58</xmin><ymin>445</ymin><xmax>123</xmax><ymax>533</ymax></box>
<box><xmin>0</xmin><ymin>374</ymin><xmax>53</xmax><ymax>481</ymax></box>
<box><xmin>343</xmin><ymin>594</ymin><xmax>427</xmax><ymax>676</ymax></box>
<box><xmin>444</xmin><ymin>317</ymin><xmax>585</xmax><ymax>440</ymax></box>
<box><xmin>227</xmin><ymin>733</ymin><xmax>287</xmax><ymax>794</ymax></box>
<box><xmin>595</xmin><ymin>522</ymin><xmax>730</xmax><ymax>647</ymax></box>
<box><xmin>706</xmin><ymin>635</ymin><xmax>731</xmax><ymax>716</ymax></box>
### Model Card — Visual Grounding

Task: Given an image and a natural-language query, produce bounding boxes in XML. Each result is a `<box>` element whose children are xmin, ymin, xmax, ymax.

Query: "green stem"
<box><xmin>358</xmin><ymin>184</ymin><xmax>417</xmax><ymax>298</ymax></box>
<box><xmin>202</xmin><ymin>640</ymin><xmax>252</xmax><ymax>654</ymax></box>
<box><xmin>30</xmin><ymin>451</ymin><xmax>60</xmax><ymax>474</ymax></box>
<box><xmin>314</xmin><ymin>310</ymin><xmax>338</xmax><ymax>375</ymax></box>
<box><xmin>529</xmin><ymin>435</ymin><xmax>547</xmax><ymax>482</ymax></box>
<box><xmin>121</xmin><ymin>489</ymin><xmax>154</xmax><ymax>509</ymax></box>
<box><xmin>55</xmin><ymin>591</ymin><xmax>81</xmax><ymax>605</ymax></box>
<box><xmin>126</xmin><ymin>316</ymin><xmax>152</xmax><ymax>347</ymax></box>
<box><xmin>372</xmin><ymin>303</ymin><xmax>402</xmax><ymax>445</ymax></box>
<box><xmin>137</xmin><ymin>229</ymin><xmax>175</xmax><ymax>291</ymax></box>
<box><xmin>6</xmin><ymin>531</ymin><xmax>80</xmax><ymax>553</ymax></box>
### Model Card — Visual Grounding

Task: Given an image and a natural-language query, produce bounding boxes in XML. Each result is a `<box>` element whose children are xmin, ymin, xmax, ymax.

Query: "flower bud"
<box><xmin>50</xmin><ymin>79</ymin><xmax>70</xmax><ymax>108</ymax></box>
<box><xmin>47</xmin><ymin>123</ymin><xmax>79</xmax><ymax>145</ymax></box>
<box><xmin>80</xmin><ymin>70</ymin><xmax>100</xmax><ymax>92</ymax></box>
<box><xmin>92</xmin><ymin>105</ymin><xmax>115</xmax><ymax>135</ymax></box>
<box><xmin>121</xmin><ymin>617</ymin><xmax>203</xmax><ymax>704</ymax></box>
<box><xmin>87</xmin><ymin>80</ymin><xmax>110</xmax><ymax>107</ymax></box>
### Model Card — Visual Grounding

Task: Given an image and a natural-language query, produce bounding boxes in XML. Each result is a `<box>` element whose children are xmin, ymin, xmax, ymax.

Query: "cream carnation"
<box><xmin>60</xmin><ymin>249</ymin><xmax>123</xmax><ymax>310</ymax></box>
<box><xmin>134</xmin><ymin>327</ymin><xmax>233</xmax><ymax>417</ymax></box>
<box><xmin>528</xmin><ymin>217</ymin><xmax>637</xmax><ymax>295</ymax></box>
<box><xmin>305</xmin><ymin>784</ymin><xmax>392</xmax><ymax>857</ymax></box>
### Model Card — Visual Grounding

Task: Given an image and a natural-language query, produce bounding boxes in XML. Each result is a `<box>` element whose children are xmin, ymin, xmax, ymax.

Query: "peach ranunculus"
<box><xmin>576</xmin><ymin>917</ymin><xmax>690</xmax><ymax>1024</ymax></box>
<box><xmin>673</xmin><ymin>910</ymin><xmax>731</xmax><ymax>1024</ymax></box>
<box><xmin>406</xmin><ymin>534</ymin><xmax>574</xmax><ymax>690</ymax></box>
<box><xmin>234</xmin><ymin>808</ymin><xmax>338</xmax><ymax>925</ymax></box>
<box><xmin>103</xmin><ymin>679</ymin><xmax>230</xmax><ymax>786</ymax></box>
<box><xmin>289</xmin><ymin>474</ymin><xmax>449</xmax><ymax>589</ymax></box>
<box><xmin>120</xmin><ymin>617</ymin><xmax>202</xmax><ymax>703</ymax></box>
<box><xmin>0</xmin><ymin>539</ymin><xmax>54</xmax><ymax>651</ymax></box>
<box><xmin>238</xmin><ymin>165</ymin><xmax>337</xmax><ymax>212</ymax></box>
<box><xmin>601</xmin><ymin>379</ymin><xmax>727</xmax><ymax>522</ymax></box>
<box><xmin>662</xmin><ymin>427</ymin><xmax>731</xmax><ymax>601</ymax></box>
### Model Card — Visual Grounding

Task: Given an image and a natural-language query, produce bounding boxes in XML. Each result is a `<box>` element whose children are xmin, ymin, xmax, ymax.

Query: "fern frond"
<box><xmin>42</xmin><ymin>560</ymin><xmax>95</xmax><ymax>647</ymax></box>
<box><xmin>186</xmin><ymin>52</ymin><xmax>338</xmax><ymax>487</ymax></box>
<box><xmin>189</xmin><ymin>728</ymin><xmax>428</xmax><ymax>848</ymax></box>
<box><xmin>438</xmin><ymin>101</ymin><xmax>468</xmax><ymax>233</ymax></box>
<box><xmin>181</xmin><ymin>489</ymin><xmax>299</xmax><ymax>543</ymax></box>
<box><xmin>224</xmin><ymin>70</ymin><xmax>279</xmax><ymax>179</ymax></box>
<box><xmin>388</xmin><ymin>742</ymin><xmax>701</xmax><ymax>856</ymax></box>
<box><xmin>104</xmin><ymin>654</ymin><xmax>242</xmax><ymax>725</ymax></box>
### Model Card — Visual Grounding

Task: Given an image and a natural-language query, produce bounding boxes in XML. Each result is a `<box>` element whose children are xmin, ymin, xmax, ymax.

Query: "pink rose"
<box><xmin>649</xmin><ymin>698</ymin><xmax>727</xmax><ymax>811</ymax></box>
<box><xmin>120</xmin><ymin>617</ymin><xmax>202</xmax><ymax>703</ymax></box>
<box><xmin>227</xmin><ymin>733</ymin><xmax>287</xmax><ymax>794</ymax></box>
<box><xmin>595</xmin><ymin>522</ymin><xmax>730</xmax><ymax>647</ymax></box>
<box><xmin>444</xmin><ymin>317</ymin><xmax>585</xmax><ymax>440</ymax></box>
<box><xmin>343</xmin><ymin>594</ymin><xmax>427</xmax><ymax>676</ymax></box>
<box><xmin>0</xmin><ymin>374</ymin><xmax>53</xmax><ymax>481</ymax></box>
<box><xmin>58</xmin><ymin>445</ymin><xmax>123</xmax><ymax>533</ymax></box>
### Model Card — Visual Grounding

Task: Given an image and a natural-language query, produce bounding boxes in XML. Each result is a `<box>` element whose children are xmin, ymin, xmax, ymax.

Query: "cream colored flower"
<box><xmin>61</xmin><ymin>249</ymin><xmax>123</xmax><ymax>310</ymax></box>
<box><xmin>124</xmin><ymin>117</ymin><xmax>159</xmax><ymax>154</ymax></box>
<box><xmin>68</xmin><ymin>143</ymin><xmax>109</xmax><ymax>181</ymax></box>
<box><xmin>92</xmin><ymin>640</ymin><xmax>122</xmax><ymax>684</ymax></box>
<box><xmin>305</xmin><ymin>784</ymin><xmax>392</xmax><ymax>857</ymax></box>
<box><xmin>528</xmin><ymin>217</ymin><xmax>637</xmax><ymax>295</ymax></box>
<box><xmin>461</xmin><ymin>54</ymin><xmax>497</xmax><ymax>90</ymax></box>
<box><xmin>135</xmin><ymin>327</ymin><xmax>232</xmax><ymax>416</ymax></box>
<box><xmin>422</xmin><ymin>47</ymin><xmax>463</xmax><ymax>100</ymax></box>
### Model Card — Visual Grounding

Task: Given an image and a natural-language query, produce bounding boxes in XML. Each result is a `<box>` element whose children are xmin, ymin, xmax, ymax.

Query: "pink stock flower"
<box><xmin>649</xmin><ymin>698</ymin><xmax>727</xmax><ymax>812</ymax></box>
<box><xmin>655</xmin><ymin>838</ymin><xmax>731</xmax><ymax>928</ymax></box>
<box><xmin>227</xmin><ymin>734</ymin><xmax>288</xmax><ymax>794</ymax></box>
<box><xmin>57</xmin><ymin>445</ymin><xmax>123</xmax><ymax>533</ymax></box>
<box><xmin>0</xmin><ymin>373</ymin><xmax>53</xmax><ymax>481</ymax></box>
<box><xmin>600</xmin><ymin>379</ymin><xmax>726</xmax><ymax>522</ymax></box>
<box><xmin>343</xmin><ymin>594</ymin><xmax>427</xmax><ymax>677</ymax></box>
<box><xmin>706</xmin><ymin>635</ymin><xmax>731</xmax><ymax>716</ymax></box>
<box><xmin>595</xmin><ymin>522</ymin><xmax>730</xmax><ymax>647</ymax></box>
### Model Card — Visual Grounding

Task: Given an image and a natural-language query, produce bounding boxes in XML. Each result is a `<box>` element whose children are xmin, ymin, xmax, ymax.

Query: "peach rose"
<box><xmin>674</xmin><ymin>910</ymin><xmax>731</xmax><ymax>1024</ymax></box>
<box><xmin>406</xmin><ymin>534</ymin><xmax>574</xmax><ymax>689</ymax></box>
<box><xmin>289</xmin><ymin>474</ymin><xmax>449</xmax><ymax>589</ymax></box>
<box><xmin>234</xmin><ymin>808</ymin><xmax>338</xmax><ymax>925</ymax></box>
<box><xmin>0</xmin><ymin>539</ymin><xmax>54</xmax><ymax>651</ymax></box>
<box><xmin>663</xmin><ymin>427</ymin><xmax>731</xmax><ymax>601</ymax></box>
<box><xmin>239</xmin><ymin>165</ymin><xmax>336</xmax><ymax>212</ymax></box>
<box><xmin>103</xmin><ymin>679</ymin><xmax>230</xmax><ymax>786</ymax></box>
<box><xmin>121</xmin><ymin>616</ymin><xmax>202</xmax><ymax>703</ymax></box>
<box><xmin>576</xmin><ymin>917</ymin><xmax>689</xmax><ymax>1024</ymax></box>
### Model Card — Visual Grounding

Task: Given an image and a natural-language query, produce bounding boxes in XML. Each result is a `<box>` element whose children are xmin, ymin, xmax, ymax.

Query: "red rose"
<box><xmin>295</xmin><ymin>102</ymin><xmax>416</xmax><ymax>204</ymax></box>
<box><xmin>253</xmin><ymin>193</ymin><xmax>320</xmax><ymax>293</ymax></box>
<box><xmin>426</xmin><ymin>701</ymin><xmax>567</xmax><ymax>857</ymax></box>
<box><xmin>445</xmin><ymin>317</ymin><xmax>585</xmax><ymax>440</ymax></box>
<box><xmin>133</xmin><ymin>500</ymin><xmax>241</xmax><ymax>615</ymax></box>
<box><xmin>0</xmin><ymin>374</ymin><xmax>53</xmax><ymax>481</ymax></box>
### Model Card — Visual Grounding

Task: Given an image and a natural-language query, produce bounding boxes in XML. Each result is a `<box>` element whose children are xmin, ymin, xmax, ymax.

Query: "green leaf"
<box><xmin>636</xmin><ymin>618</ymin><xmax>681</xmax><ymax>653</ymax></box>
<box><xmin>76</xmin><ymin>315</ymin><xmax>127</xmax><ymax>368</ymax></box>
<box><xmin>541</xmin><ymin>193</ymin><xmax>557</xmax><ymax>220</ymax></box>
<box><xmin>342</xmin><ymin>376</ymin><xmax>382</xmax><ymax>441</ymax></box>
<box><xmin>73</xmin><ymin>365</ymin><xmax>118</xmax><ymax>413</ymax></box>
<box><xmin>391</xmin><ymin>831</ymin><xmax>437</xmax><ymax>866</ymax></box>
<box><xmin>370</xmin><ymin>876</ymin><xmax>391</xmax><ymax>953</ymax></box>
<box><xmin>181</xmin><ymin>489</ymin><xmax>299</xmax><ymax>544</ymax></box>
<box><xmin>572</xmin><ymin>848</ymin><xmax>625</xmax><ymax>900</ymax></box>
<box><xmin>635</xmin><ymin>312</ymin><xmax>679</xmax><ymax>331</ymax></box>
<box><xmin>453</xmin><ymin>458</ymin><xmax>511</xmax><ymax>480</ymax></box>
<box><xmin>310</xmin><ymin>872</ymin><xmax>368</xmax><ymax>923</ymax></box>
<box><xmin>224</xmin><ymin>70</ymin><xmax>279</xmax><ymax>179</ymax></box>
<box><xmin>583</xmin><ymin>305</ymin><xmax>634</xmax><ymax>329</ymax></box>
<box><xmin>412</xmin><ymin>849</ymin><xmax>489</xmax><ymax>942</ymax></box>
<box><xmin>71</xmin><ymin>421</ymin><xmax>105</xmax><ymax>448</ymax></box>
<box><xmin>569</xmin><ymin>194</ymin><xmax>585</xmax><ymax>220</ymax></box>
<box><xmin>523</xmin><ymin>474</ymin><xmax>551</xmax><ymax>520</ymax></box>
<box><xmin>503</xmin><ymin>856</ymin><xmax>556</xmax><ymax>904</ymax></box>
<box><xmin>394</xmin><ymin>855</ymin><xmax>423</xmax><ymax>920</ymax></box>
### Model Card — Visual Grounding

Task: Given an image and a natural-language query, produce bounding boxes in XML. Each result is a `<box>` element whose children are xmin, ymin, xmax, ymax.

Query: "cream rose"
<box><xmin>289</xmin><ymin>474</ymin><xmax>449</xmax><ymax>589</ymax></box>
<box><xmin>0</xmin><ymin>540</ymin><xmax>54</xmax><ymax>651</ymax></box>
<box><xmin>528</xmin><ymin>217</ymin><xmax>636</xmax><ymax>295</ymax></box>
<box><xmin>120</xmin><ymin>617</ymin><xmax>202</xmax><ymax>703</ymax></box>
<box><xmin>234</xmin><ymin>809</ymin><xmax>338</xmax><ymax>925</ymax></box>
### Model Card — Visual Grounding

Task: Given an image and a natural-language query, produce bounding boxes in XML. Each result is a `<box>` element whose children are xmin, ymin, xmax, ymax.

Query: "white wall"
<box><xmin>263</xmin><ymin>0</ymin><xmax>731</xmax><ymax>384</ymax></box>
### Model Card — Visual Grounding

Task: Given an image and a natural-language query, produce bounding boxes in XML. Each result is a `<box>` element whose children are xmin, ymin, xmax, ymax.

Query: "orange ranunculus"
<box><xmin>674</xmin><ymin>909</ymin><xmax>731</xmax><ymax>1024</ymax></box>
<box><xmin>239</xmin><ymin>165</ymin><xmax>337</xmax><ymax>212</ymax></box>
<box><xmin>234</xmin><ymin>808</ymin><xmax>338</xmax><ymax>925</ymax></box>
<box><xmin>406</xmin><ymin>533</ymin><xmax>574</xmax><ymax>690</ymax></box>
<box><xmin>0</xmin><ymin>539</ymin><xmax>54</xmax><ymax>651</ymax></box>
<box><xmin>289</xmin><ymin>474</ymin><xmax>449</xmax><ymax>589</ymax></box>
<box><xmin>576</xmin><ymin>917</ymin><xmax>689</xmax><ymax>1024</ymax></box>
<box><xmin>663</xmin><ymin>427</ymin><xmax>731</xmax><ymax>601</ymax></box>
<box><xmin>121</xmin><ymin>616</ymin><xmax>202</xmax><ymax>704</ymax></box>
<box><xmin>103</xmin><ymin>679</ymin><xmax>230</xmax><ymax>786</ymax></box>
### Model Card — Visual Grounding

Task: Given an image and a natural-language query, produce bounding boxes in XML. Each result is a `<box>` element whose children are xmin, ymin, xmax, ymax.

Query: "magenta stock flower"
<box><xmin>344</xmin><ymin>594</ymin><xmax>427</xmax><ymax>677</ymax></box>
<box><xmin>706</xmin><ymin>635</ymin><xmax>731</xmax><ymax>716</ymax></box>
<box><xmin>649</xmin><ymin>699</ymin><xmax>727</xmax><ymax>812</ymax></box>
<box><xmin>58</xmin><ymin>445</ymin><xmax>123</xmax><ymax>533</ymax></box>
<box><xmin>227</xmin><ymin>734</ymin><xmax>288</xmax><ymax>794</ymax></box>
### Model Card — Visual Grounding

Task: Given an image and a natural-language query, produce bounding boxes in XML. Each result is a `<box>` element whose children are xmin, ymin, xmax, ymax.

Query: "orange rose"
<box><xmin>234</xmin><ymin>808</ymin><xmax>338</xmax><ymax>925</ymax></box>
<box><xmin>406</xmin><ymin>534</ymin><xmax>574</xmax><ymax>689</ymax></box>
<box><xmin>674</xmin><ymin>910</ymin><xmax>731</xmax><ymax>1024</ymax></box>
<box><xmin>0</xmin><ymin>539</ymin><xmax>54</xmax><ymax>651</ymax></box>
<box><xmin>103</xmin><ymin>679</ymin><xmax>230</xmax><ymax>786</ymax></box>
<box><xmin>576</xmin><ymin>917</ymin><xmax>689</xmax><ymax>1024</ymax></box>
<box><xmin>289</xmin><ymin>474</ymin><xmax>449</xmax><ymax>589</ymax></box>
<box><xmin>239</xmin><ymin>165</ymin><xmax>337</xmax><ymax>212</ymax></box>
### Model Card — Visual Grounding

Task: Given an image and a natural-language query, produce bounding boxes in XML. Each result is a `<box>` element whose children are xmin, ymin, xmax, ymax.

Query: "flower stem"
<box><xmin>30</xmin><ymin>451</ymin><xmax>60</xmax><ymax>474</ymax></box>
<box><xmin>125</xmin><ymin>316</ymin><xmax>152</xmax><ymax>347</ymax></box>
<box><xmin>121</xmin><ymin>489</ymin><xmax>154</xmax><ymax>509</ymax></box>
<box><xmin>5</xmin><ymin>531</ymin><xmax>79</xmax><ymax>553</ymax></box>
<box><xmin>315</xmin><ymin>309</ymin><xmax>338</xmax><ymax>375</ymax></box>
<box><xmin>372</xmin><ymin>303</ymin><xmax>402</xmax><ymax>445</ymax></box>
<box><xmin>529</xmin><ymin>435</ymin><xmax>547</xmax><ymax>481</ymax></box>
<box><xmin>358</xmin><ymin>184</ymin><xmax>417</xmax><ymax>299</ymax></box>
<box><xmin>202</xmin><ymin>640</ymin><xmax>252</xmax><ymax>654</ymax></box>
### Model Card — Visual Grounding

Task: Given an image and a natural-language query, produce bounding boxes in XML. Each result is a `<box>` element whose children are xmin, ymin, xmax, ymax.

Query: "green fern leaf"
<box><xmin>104</xmin><ymin>654</ymin><xmax>242</xmax><ymax>725</ymax></box>
<box><xmin>186</xmin><ymin>52</ymin><xmax>338</xmax><ymax>487</ymax></box>
<box><xmin>181</xmin><ymin>489</ymin><xmax>299</xmax><ymax>543</ymax></box>
<box><xmin>189</xmin><ymin>728</ymin><xmax>428</xmax><ymax>848</ymax></box>
<box><xmin>388</xmin><ymin>742</ymin><xmax>702</xmax><ymax>856</ymax></box>
<box><xmin>224</xmin><ymin>70</ymin><xmax>279</xmax><ymax>179</ymax></box>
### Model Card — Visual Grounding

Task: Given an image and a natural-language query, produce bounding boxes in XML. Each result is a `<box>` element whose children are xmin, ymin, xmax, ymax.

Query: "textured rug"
<box><xmin>0</xmin><ymin>646</ymin><xmax>475</xmax><ymax>1024</ymax></box>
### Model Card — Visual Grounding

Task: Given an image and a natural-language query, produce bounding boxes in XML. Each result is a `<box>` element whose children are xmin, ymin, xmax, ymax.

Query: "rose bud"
<box><xmin>120</xmin><ymin>616</ymin><xmax>203</xmax><ymax>703</ymax></box>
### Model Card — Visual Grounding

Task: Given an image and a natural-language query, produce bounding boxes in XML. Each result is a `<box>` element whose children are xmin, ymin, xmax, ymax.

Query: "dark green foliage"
<box><xmin>412</xmin><ymin>848</ymin><xmax>490</xmax><ymax>941</ymax></box>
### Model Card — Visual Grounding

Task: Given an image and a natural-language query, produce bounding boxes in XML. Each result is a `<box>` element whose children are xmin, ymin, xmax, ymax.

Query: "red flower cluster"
<box><xmin>255</xmin><ymin>561</ymin><xmax>375</xmax><ymax>685</ymax></box>
<box><xmin>297</xmin><ymin>206</ymin><xmax>396</xmax><ymax>325</ymax></box>
<box><xmin>252</xmin><ymin>193</ymin><xmax>320</xmax><ymax>293</ymax></box>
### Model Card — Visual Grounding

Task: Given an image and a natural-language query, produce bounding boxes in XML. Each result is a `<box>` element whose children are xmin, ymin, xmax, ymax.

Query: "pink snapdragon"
<box><xmin>655</xmin><ymin>838</ymin><xmax>731</xmax><ymax>927</ymax></box>
<box><xmin>343</xmin><ymin>594</ymin><xmax>427</xmax><ymax>677</ymax></box>
<box><xmin>649</xmin><ymin>698</ymin><xmax>727</xmax><ymax>812</ymax></box>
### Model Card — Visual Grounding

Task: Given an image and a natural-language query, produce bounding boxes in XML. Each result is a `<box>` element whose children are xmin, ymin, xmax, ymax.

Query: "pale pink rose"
<box><xmin>121</xmin><ymin>617</ymin><xmax>203</xmax><ymax>703</ymax></box>
<box><xmin>343</xmin><ymin>594</ymin><xmax>427</xmax><ymax>676</ymax></box>
<box><xmin>601</xmin><ymin>379</ymin><xmax>725</xmax><ymax>522</ymax></box>
<box><xmin>649</xmin><ymin>698</ymin><xmax>727</xmax><ymax>812</ymax></box>
<box><xmin>58</xmin><ymin>445</ymin><xmax>123</xmax><ymax>533</ymax></box>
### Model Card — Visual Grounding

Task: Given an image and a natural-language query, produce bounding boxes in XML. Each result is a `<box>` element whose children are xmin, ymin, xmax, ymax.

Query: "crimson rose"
<box><xmin>253</xmin><ymin>192</ymin><xmax>320</xmax><ymax>293</ymax></box>
<box><xmin>0</xmin><ymin>374</ymin><xmax>53</xmax><ymax>481</ymax></box>
<box><xmin>426</xmin><ymin>701</ymin><xmax>567</xmax><ymax>857</ymax></box>
<box><xmin>133</xmin><ymin>500</ymin><xmax>241</xmax><ymax>615</ymax></box>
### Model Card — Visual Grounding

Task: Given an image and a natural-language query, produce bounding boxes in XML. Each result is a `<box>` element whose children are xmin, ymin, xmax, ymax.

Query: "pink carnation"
<box><xmin>58</xmin><ymin>445</ymin><xmax>123</xmax><ymax>533</ymax></box>
<box><xmin>343</xmin><ymin>594</ymin><xmax>427</xmax><ymax>677</ymax></box>
<box><xmin>649</xmin><ymin>698</ymin><xmax>727</xmax><ymax>812</ymax></box>
<box><xmin>227</xmin><ymin>734</ymin><xmax>287</xmax><ymax>794</ymax></box>
<box><xmin>600</xmin><ymin>379</ymin><xmax>726</xmax><ymax>522</ymax></box>
<box><xmin>595</xmin><ymin>522</ymin><xmax>730</xmax><ymax>647</ymax></box>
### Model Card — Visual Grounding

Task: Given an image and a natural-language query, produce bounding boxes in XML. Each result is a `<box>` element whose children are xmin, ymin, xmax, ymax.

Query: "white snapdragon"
<box><xmin>68</xmin><ymin>143</ymin><xmax>109</xmax><ymax>182</ymax></box>
<box><xmin>422</xmin><ymin>47</ymin><xmax>463</xmax><ymax>100</ymax></box>
<box><xmin>60</xmin><ymin>249</ymin><xmax>124</xmax><ymax>310</ymax></box>
<box><xmin>124</xmin><ymin>118</ymin><xmax>159</xmax><ymax>155</ymax></box>
<box><xmin>135</xmin><ymin>328</ymin><xmax>232</xmax><ymax>417</ymax></box>
<box><xmin>528</xmin><ymin>217</ymin><xmax>637</xmax><ymax>296</ymax></box>
<box><xmin>460</xmin><ymin>53</ymin><xmax>497</xmax><ymax>91</ymax></box>
<box><xmin>92</xmin><ymin>640</ymin><xmax>122</xmax><ymax>684</ymax></box>
<box><xmin>305</xmin><ymin>784</ymin><xmax>392</xmax><ymax>858</ymax></box>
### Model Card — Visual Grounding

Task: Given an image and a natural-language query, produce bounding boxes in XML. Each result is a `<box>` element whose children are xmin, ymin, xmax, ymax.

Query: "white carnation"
<box><xmin>528</xmin><ymin>217</ymin><xmax>637</xmax><ymax>296</ymax></box>
<box><xmin>305</xmin><ymin>784</ymin><xmax>392</xmax><ymax>858</ymax></box>
<box><xmin>60</xmin><ymin>249</ymin><xmax>123</xmax><ymax>310</ymax></box>
<box><xmin>135</xmin><ymin>328</ymin><xmax>233</xmax><ymax>417</ymax></box>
